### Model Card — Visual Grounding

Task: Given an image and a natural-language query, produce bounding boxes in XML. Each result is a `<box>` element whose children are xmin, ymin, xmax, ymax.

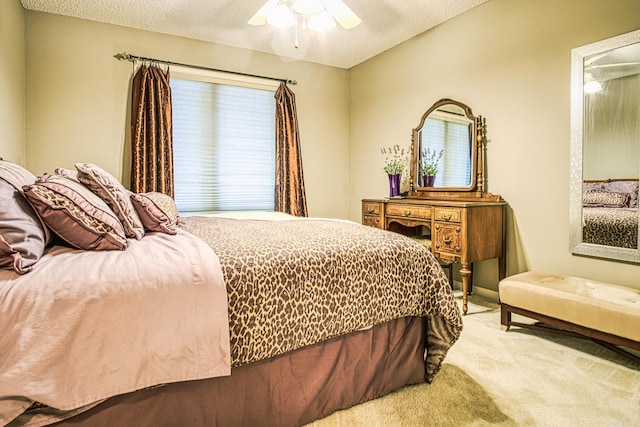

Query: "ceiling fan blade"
<box><xmin>583</xmin><ymin>52</ymin><xmax>610</xmax><ymax>68</ymax></box>
<box><xmin>248</xmin><ymin>0</ymin><xmax>280</xmax><ymax>25</ymax></box>
<box><xmin>321</xmin><ymin>0</ymin><xmax>361</xmax><ymax>29</ymax></box>
<box><xmin>588</xmin><ymin>61</ymin><xmax>640</xmax><ymax>69</ymax></box>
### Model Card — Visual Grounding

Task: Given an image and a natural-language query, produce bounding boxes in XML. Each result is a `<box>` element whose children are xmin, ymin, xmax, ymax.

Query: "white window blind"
<box><xmin>170</xmin><ymin>75</ymin><xmax>277</xmax><ymax>214</ymax></box>
<box><xmin>423</xmin><ymin>117</ymin><xmax>472</xmax><ymax>187</ymax></box>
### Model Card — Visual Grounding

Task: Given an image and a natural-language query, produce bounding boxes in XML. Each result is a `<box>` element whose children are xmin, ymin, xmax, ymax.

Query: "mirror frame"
<box><xmin>569</xmin><ymin>29</ymin><xmax>640</xmax><ymax>263</ymax></box>
<box><xmin>408</xmin><ymin>98</ymin><xmax>490</xmax><ymax>199</ymax></box>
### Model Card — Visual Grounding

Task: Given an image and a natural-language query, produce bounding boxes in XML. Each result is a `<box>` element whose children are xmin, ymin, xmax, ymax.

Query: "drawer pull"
<box><xmin>442</xmin><ymin>213</ymin><xmax>452</xmax><ymax>221</ymax></box>
<box><xmin>366</xmin><ymin>207</ymin><xmax>375</xmax><ymax>214</ymax></box>
<box><xmin>442</xmin><ymin>236</ymin><xmax>453</xmax><ymax>244</ymax></box>
<box><xmin>402</xmin><ymin>210</ymin><xmax>412</xmax><ymax>217</ymax></box>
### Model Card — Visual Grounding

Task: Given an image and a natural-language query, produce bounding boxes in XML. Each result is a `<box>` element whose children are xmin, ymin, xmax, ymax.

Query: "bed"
<box><xmin>0</xmin><ymin>160</ymin><xmax>462</xmax><ymax>427</ymax></box>
<box><xmin>582</xmin><ymin>179</ymin><xmax>639</xmax><ymax>249</ymax></box>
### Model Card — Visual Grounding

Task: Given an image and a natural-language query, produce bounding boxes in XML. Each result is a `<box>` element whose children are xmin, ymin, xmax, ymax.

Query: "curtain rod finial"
<box><xmin>114</xmin><ymin>52</ymin><xmax>131</xmax><ymax>61</ymax></box>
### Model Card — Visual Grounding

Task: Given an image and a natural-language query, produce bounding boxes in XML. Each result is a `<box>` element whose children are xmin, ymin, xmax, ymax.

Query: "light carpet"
<box><xmin>306</xmin><ymin>294</ymin><xmax>640</xmax><ymax>426</ymax></box>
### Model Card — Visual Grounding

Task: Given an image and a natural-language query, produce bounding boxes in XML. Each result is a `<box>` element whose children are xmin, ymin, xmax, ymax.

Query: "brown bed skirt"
<box><xmin>49</xmin><ymin>316</ymin><xmax>428</xmax><ymax>427</ymax></box>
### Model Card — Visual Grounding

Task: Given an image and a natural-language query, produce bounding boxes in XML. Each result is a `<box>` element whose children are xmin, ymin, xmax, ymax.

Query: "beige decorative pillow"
<box><xmin>0</xmin><ymin>159</ymin><xmax>50</xmax><ymax>274</ymax></box>
<box><xmin>130</xmin><ymin>192</ymin><xmax>179</xmax><ymax>235</ymax></box>
<box><xmin>23</xmin><ymin>174</ymin><xmax>128</xmax><ymax>251</ymax></box>
<box><xmin>583</xmin><ymin>191</ymin><xmax>629</xmax><ymax>208</ymax></box>
<box><xmin>75</xmin><ymin>163</ymin><xmax>144</xmax><ymax>240</ymax></box>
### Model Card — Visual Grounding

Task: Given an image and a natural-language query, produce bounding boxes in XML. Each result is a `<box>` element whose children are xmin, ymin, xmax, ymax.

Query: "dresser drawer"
<box><xmin>433</xmin><ymin>223</ymin><xmax>462</xmax><ymax>255</ymax></box>
<box><xmin>362</xmin><ymin>215</ymin><xmax>381</xmax><ymax>228</ymax></box>
<box><xmin>386</xmin><ymin>204</ymin><xmax>432</xmax><ymax>220</ymax></box>
<box><xmin>434</xmin><ymin>207</ymin><xmax>461</xmax><ymax>223</ymax></box>
<box><xmin>362</xmin><ymin>202</ymin><xmax>381</xmax><ymax>215</ymax></box>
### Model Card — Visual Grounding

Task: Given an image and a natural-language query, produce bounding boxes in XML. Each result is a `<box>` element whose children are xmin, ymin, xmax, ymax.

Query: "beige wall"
<box><xmin>23</xmin><ymin>11</ymin><xmax>350</xmax><ymax>219</ymax></box>
<box><xmin>349</xmin><ymin>0</ymin><xmax>640</xmax><ymax>290</ymax></box>
<box><xmin>1</xmin><ymin>0</ymin><xmax>26</xmax><ymax>165</ymax></box>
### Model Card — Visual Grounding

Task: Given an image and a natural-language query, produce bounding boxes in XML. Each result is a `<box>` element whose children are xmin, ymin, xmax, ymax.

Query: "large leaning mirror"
<box><xmin>569</xmin><ymin>29</ymin><xmax>640</xmax><ymax>263</ymax></box>
<box><xmin>409</xmin><ymin>98</ymin><xmax>491</xmax><ymax>198</ymax></box>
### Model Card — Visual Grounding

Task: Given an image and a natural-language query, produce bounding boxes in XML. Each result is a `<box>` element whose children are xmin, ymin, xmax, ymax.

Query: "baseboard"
<box><xmin>473</xmin><ymin>286</ymin><xmax>499</xmax><ymax>302</ymax></box>
<box><xmin>451</xmin><ymin>280</ymin><xmax>499</xmax><ymax>302</ymax></box>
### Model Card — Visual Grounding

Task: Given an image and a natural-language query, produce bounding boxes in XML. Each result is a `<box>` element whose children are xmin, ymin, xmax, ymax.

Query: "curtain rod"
<box><xmin>114</xmin><ymin>52</ymin><xmax>297</xmax><ymax>86</ymax></box>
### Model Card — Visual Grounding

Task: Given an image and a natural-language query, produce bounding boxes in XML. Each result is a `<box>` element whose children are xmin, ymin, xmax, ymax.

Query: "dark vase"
<box><xmin>388</xmin><ymin>173</ymin><xmax>401</xmax><ymax>197</ymax></box>
<box><xmin>423</xmin><ymin>175</ymin><xmax>436</xmax><ymax>187</ymax></box>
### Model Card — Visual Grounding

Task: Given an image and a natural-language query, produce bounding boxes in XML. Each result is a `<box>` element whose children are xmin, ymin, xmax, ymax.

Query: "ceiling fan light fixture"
<box><xmin>250</xmin><ymin>0</ymin><xmax>361</xmax><ymax>31</ymax></box>
<box><xmin>584</xmin><ymin>72</ymin><xmax>603</xmax><ymax>94</ymax></box>
<box><xmin>292</xmin><ymin>0</ymin><xmax>324</xmax><ymax>16</ymax></box>
<box><xmin>307</xmin><ymin>11</ymin><xmax>336</xmax><ymax>32</ymax></box>
<box><xmin>266</xmin><ymin>3</ymin><xmax>297</xmax><ymax>28</ymax></box>
<box><xmin>584</xmin><ymin>80</ymin><xmax>603</xmax><ymax>93</ymax></box>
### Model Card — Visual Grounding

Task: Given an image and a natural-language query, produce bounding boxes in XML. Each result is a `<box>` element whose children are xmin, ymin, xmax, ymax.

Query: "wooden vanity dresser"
<box><xmin>362</xmin><ymin>197</ymin><xmax>506</xmax><ymax>314</ymax></box>
<box><xmin>365</xmin><ymin>99</ymin><xmax>507</xmax><ymax>314</ymax></box>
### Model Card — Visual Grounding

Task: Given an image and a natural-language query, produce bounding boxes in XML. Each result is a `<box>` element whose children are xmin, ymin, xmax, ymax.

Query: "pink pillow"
<box><xmin>130</xmin><ymin>192</ymin><xmax>179</xmax><ymax>235</ymax></box>
<box><xmin>23</xmin><ymin>174</ymin><xmax>128</xmax><ymax>251</ymax></box>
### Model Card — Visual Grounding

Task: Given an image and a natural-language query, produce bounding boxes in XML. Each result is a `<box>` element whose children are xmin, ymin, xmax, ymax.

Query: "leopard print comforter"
<box><xmin>179</xmin><ymin>216</ymin><xmax>462</xmax><ymax>382</ymax></box>
<box><xmin>583</xmin><ymin>207</ymin><xmax>638</xmax><ymax>249</ymax></box>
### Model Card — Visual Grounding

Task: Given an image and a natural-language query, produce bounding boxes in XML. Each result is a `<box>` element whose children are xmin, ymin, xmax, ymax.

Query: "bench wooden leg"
<box><xmin>500</xmin><ymin>303</ymin><xmax>511</xmax><ymax>331</ymax></box>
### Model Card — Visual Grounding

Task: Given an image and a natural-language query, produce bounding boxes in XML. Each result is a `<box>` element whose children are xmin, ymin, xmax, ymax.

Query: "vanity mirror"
<box><xmin>569</xmin><ymin>29</ymin><xmax>640</xmax><ymax>263</ymax></box>
<box><xmin>408</xmin><ymin>98</ymin><xmax>499</xmax><ymax>200</ymax></box>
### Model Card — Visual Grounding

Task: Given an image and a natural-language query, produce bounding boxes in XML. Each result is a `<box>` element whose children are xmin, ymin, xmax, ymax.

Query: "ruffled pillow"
<box><xmin>75</xmin><ymin>163</ymin><xmax>145</xmax><ymax>240</ymax></box>
<box><xmin>23</xmin><ymin>174</ymin><xmax>128</xmax><ymax>251</ymax></box>
<box><xmin>0</xmin><ymin>159</ymin><xmax>50</xmax><ymax>274</ymax></box>
<box><xmin>130</xmin><ymin>192</ymin><xmax>179</xmax><ymax>235</ymax></box>
<box><xmin>54</xmin><ymin>167</ymin><xmax>78</xmax><ymax>180</ymax></box>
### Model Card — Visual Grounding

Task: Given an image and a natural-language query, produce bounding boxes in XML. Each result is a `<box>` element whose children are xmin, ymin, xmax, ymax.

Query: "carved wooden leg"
<box><xmin>460</xmin><ymin>263</ymin><xmax>472</xmax><ymax>314</ymax></box>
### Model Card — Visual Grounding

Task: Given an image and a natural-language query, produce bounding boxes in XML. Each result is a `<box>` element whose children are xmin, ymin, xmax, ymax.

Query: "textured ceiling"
<box><xmin>20</xmin><ymin>0</ymin><xmax>488</xmax><ymax>69</ymax></box>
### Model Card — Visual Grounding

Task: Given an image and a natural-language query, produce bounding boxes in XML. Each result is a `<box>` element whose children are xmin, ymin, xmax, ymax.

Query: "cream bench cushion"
<box><xmin>499</xmin><ymin>271</ymin><xmax>640</xmax><ymax>343</ymax></box>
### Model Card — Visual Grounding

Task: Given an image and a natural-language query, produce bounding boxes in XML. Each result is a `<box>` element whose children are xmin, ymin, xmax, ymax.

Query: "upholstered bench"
<box><xmin>499</xmin><ymin>271</ymin><xmax>640</xmax><ymax>363</ymax></box>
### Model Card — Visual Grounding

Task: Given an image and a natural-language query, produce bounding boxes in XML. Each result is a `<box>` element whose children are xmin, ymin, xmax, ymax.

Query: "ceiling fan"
<box><xmin>249</xmin><ymin>0</ymin><xmax>361</xmax><ymax>32</ymax></box>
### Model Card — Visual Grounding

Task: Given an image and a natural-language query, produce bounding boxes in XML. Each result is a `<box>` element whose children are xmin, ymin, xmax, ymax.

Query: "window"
<box><xmin>170</xmin><ymin>70</ymin><xmax>277</xmax><ymax>214</ymax></box>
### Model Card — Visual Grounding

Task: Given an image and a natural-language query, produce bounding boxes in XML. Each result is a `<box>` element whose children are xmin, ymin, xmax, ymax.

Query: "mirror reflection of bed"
<box><xmin>582</xmin><ymin>179</ymin><xmax>639</xmax><ymax>249</ymax></box>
